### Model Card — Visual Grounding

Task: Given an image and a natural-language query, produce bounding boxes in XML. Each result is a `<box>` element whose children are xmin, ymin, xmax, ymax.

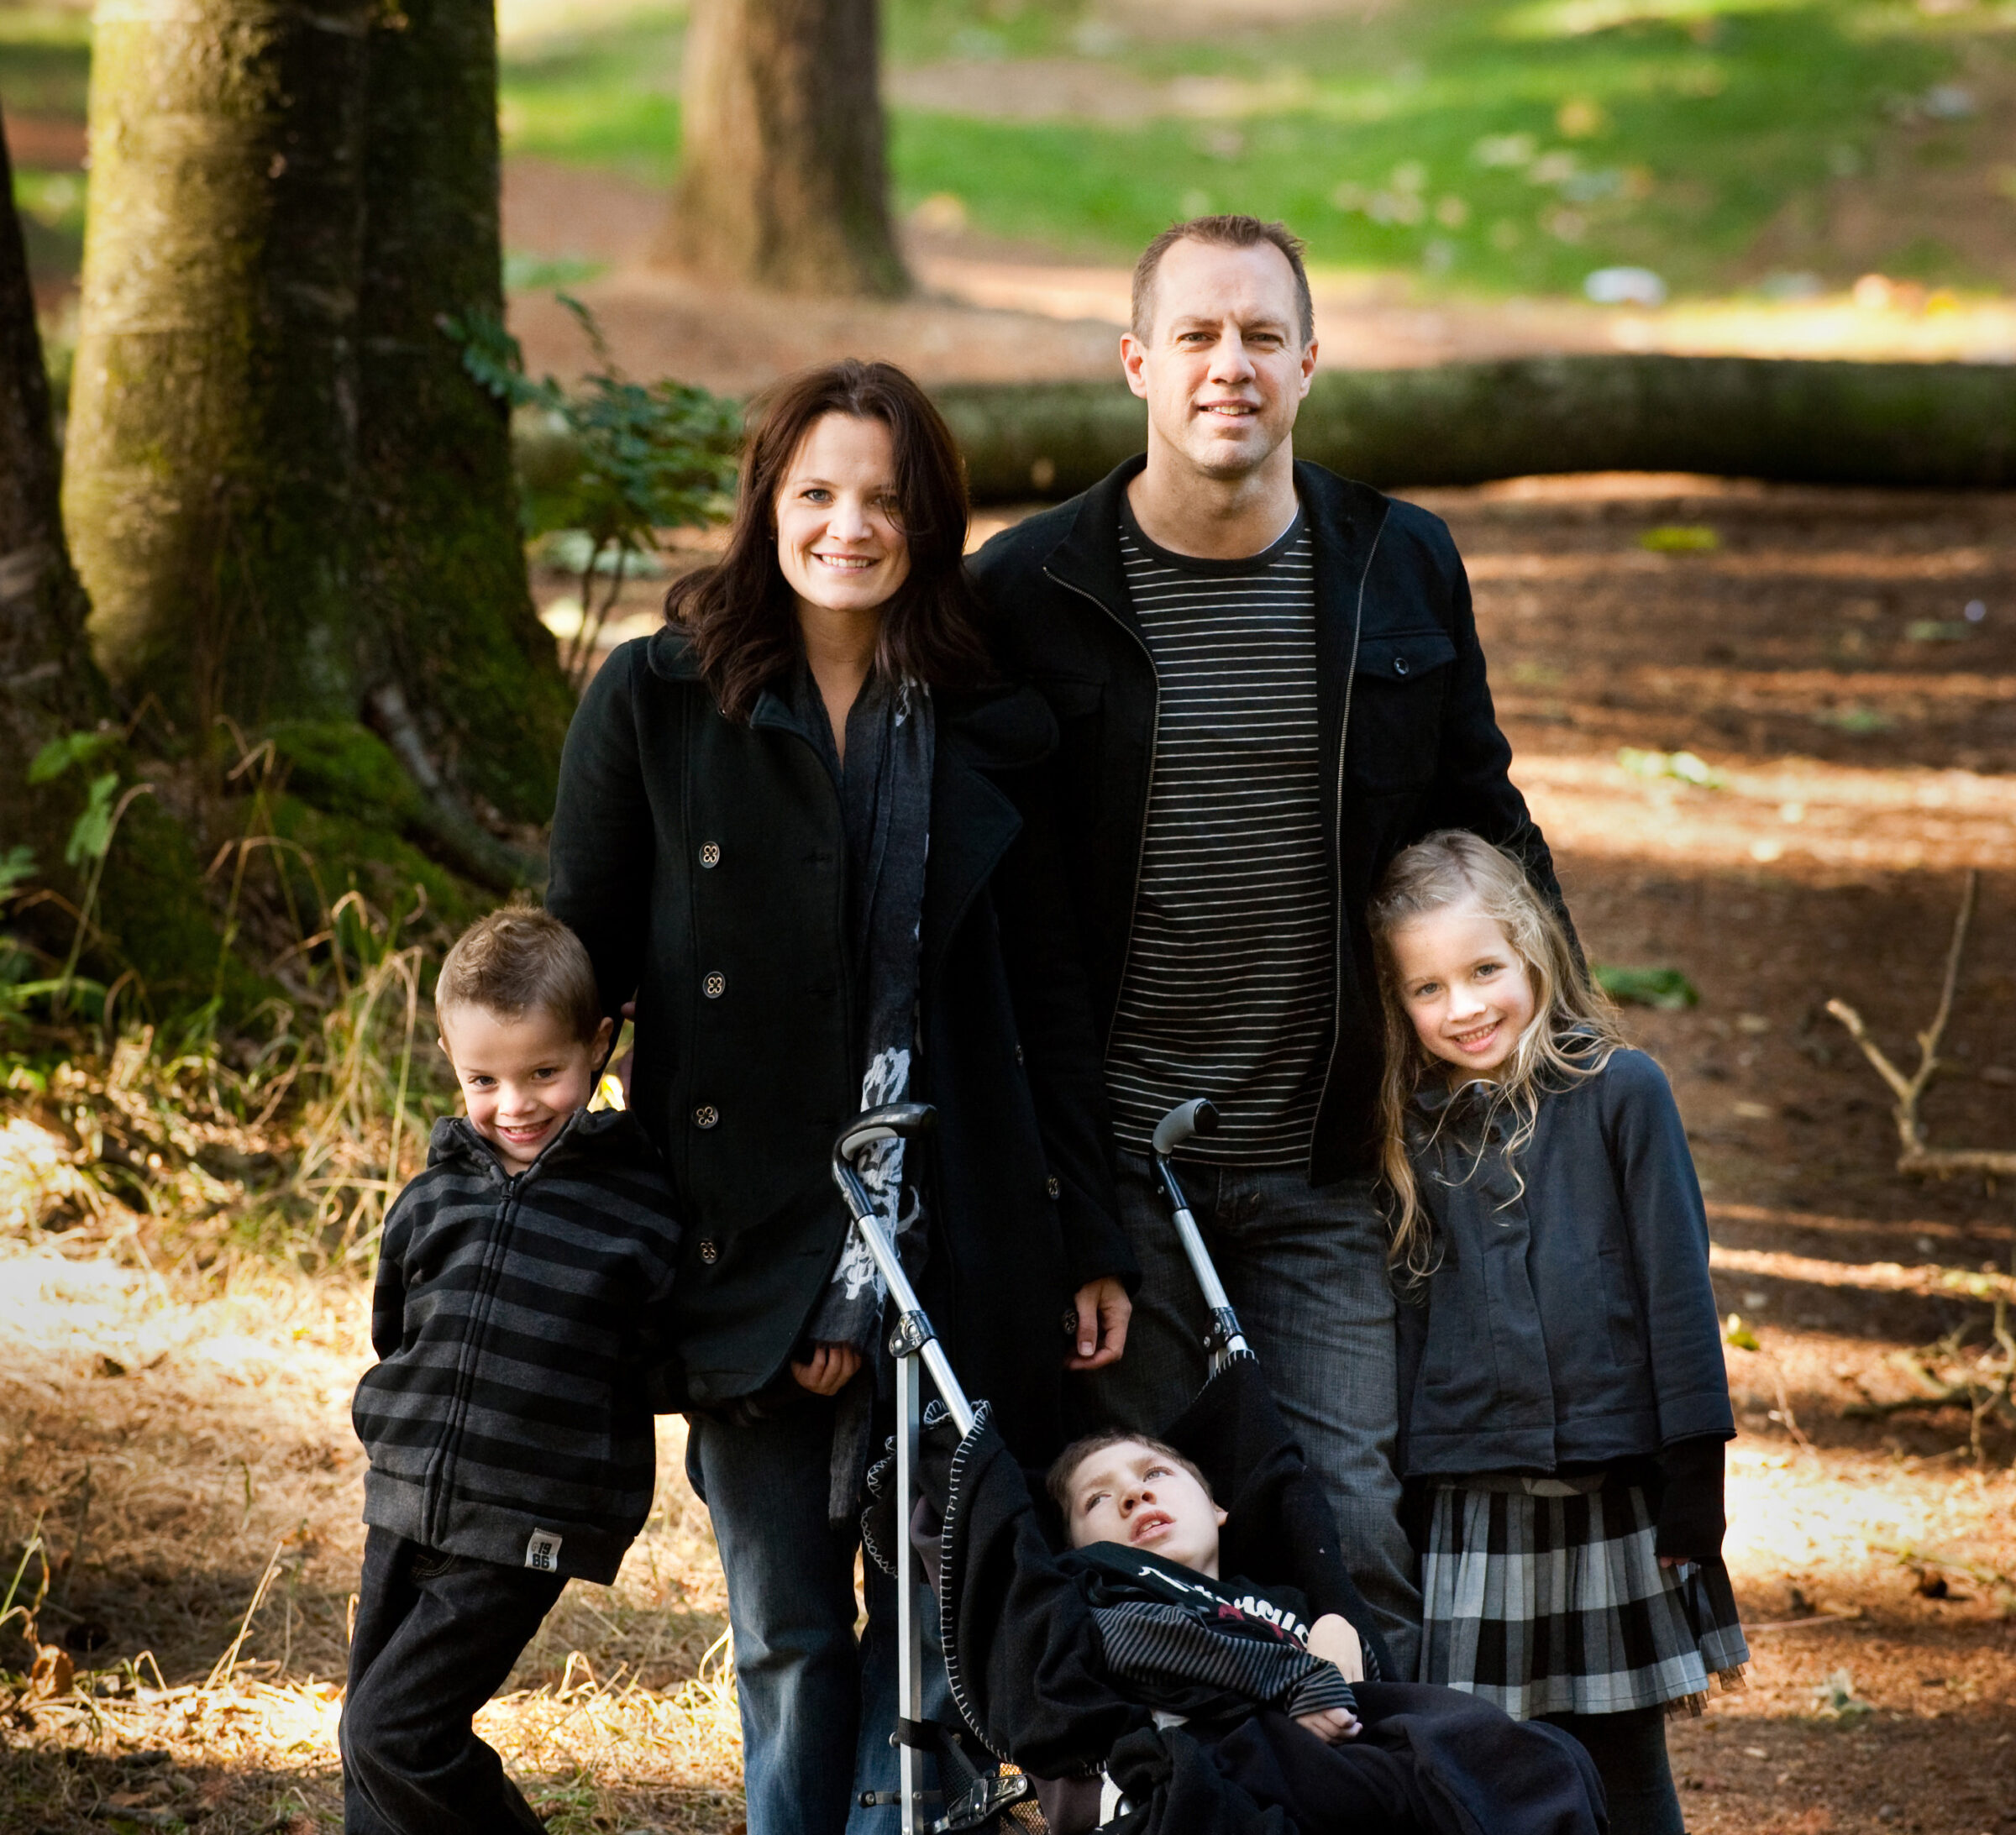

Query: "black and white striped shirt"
<box><xmin>1105</xmin><ymin>501</ymin><xmax>1331</xmax><ymax>1165</ymax></box>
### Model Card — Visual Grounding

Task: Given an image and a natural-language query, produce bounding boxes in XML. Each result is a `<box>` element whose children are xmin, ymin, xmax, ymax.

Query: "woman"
<box><xmin>547</xmin><ymin>360</ymin><xmax>1135</xmax><ymax>1835</ymax></box>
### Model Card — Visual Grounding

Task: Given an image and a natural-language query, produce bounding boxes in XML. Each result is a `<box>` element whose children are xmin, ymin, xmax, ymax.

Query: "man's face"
<box><xmin>1063</xmin><ymin>1439</ymin><xmax>1228</xmax><ymax>1577</ymax></box>
<box><xmin>1121</xmin><ymin>238</ymin><xmax>1317</xmax><ymax>485</ymax></box>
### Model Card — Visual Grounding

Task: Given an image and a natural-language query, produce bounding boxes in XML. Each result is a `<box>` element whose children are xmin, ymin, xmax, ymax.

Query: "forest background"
<box><xmin>2</xmin><ymin>0</ymin><xmax>2016</xmax><ymax>1830</ymax></box>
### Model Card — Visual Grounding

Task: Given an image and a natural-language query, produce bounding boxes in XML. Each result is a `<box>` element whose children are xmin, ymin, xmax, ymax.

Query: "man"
<box><xmin>971</xmin><ymin>215</ymin><xmax>1570</xmax><ymax>1677</ymax></box>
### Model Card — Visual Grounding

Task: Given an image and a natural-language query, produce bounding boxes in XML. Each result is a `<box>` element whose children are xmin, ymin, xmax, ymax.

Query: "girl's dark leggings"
<box><xmin>1539</xmin><ymin>1707</ymin><xmax>1685</xmax><ymax>1835</ymax></box>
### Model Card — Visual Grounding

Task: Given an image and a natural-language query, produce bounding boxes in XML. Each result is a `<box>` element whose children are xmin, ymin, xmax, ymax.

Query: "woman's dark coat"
<box><xmin>547</xmin><ymin>628</ymin><xmax>1134</xmax><ymax>1461</ymax></box>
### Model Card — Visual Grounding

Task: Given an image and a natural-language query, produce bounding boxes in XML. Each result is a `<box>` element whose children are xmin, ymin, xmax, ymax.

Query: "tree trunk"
<box><xmin>0</xmin><ymin>113</ymin><xmax>99</xmax><ymax>738</ymax></box>
<box><xmin>0</xmin><ymin>106</ymin><xmax>228</xmax><ymax>1009</ymax></box>
<box><xmin>355</xmin><ymin>0</ymin><xmax>575</xmax><ymax>829</ymax></box>
<box><xmin>937</xmin><ymin>356</ymin><xmax>2016</xmax><ymax>502</ymax></box>
<box><xmin>658</xmin><ymin>0</ymin><xmax>907</xmax><ymax>297</ymax></box>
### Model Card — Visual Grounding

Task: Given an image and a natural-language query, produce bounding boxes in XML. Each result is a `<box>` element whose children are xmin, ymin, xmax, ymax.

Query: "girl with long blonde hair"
<box><xmin>1368</xmin><ymin>831</ymin><xmax>1746</xmax><ymax>1835</ymax></box>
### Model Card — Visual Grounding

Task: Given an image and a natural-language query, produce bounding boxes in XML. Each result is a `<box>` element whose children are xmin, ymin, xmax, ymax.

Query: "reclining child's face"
<box><xmin>1063</xmin><ymin>1440</ymin><xmax>1228</xmax><ymax>1577</ymax></box>
<box><xmin>438</xmin><ymin>1002</ymin><xmax>612</xmax><ymax>1174</ymax></box>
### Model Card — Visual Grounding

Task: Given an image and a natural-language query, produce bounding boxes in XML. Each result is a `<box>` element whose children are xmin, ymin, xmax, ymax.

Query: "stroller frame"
<box><xmin>829</xmin><ymin>1097</ymin><xmax>1247</xmax><ymax>1835</ymax></box>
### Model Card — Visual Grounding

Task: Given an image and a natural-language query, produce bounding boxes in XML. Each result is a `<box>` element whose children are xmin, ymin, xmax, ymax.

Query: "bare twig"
<box><xmin>202</xmin><ymin>1540</ymin><xmax>287</xmax><ymax>1693</ymax></box>
<box><xmin>1828</xmin><ymin>871</ymin><xmax>2016</xmax><ymax>1179</ymax></box>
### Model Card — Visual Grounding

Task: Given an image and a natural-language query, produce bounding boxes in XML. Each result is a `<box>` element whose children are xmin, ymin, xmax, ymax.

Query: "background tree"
<box><xmin>61</xmin><ymin>0</ymin><xmax>373</xmax><ymax>739</ymax></box>
<box><xmin>61</xmin><ymin>0</ymin><xmax>571</xmax><ymax>847</ymax></box>
<box><xmin>0</xmin><ymin>107</ymin><xmax>227</xmax><ymax>1010</ymax></box>
<box><xmin>657</xmin><ymin>0</ymin><xmax>908</xmax><ymax>297</ymax></box>
<box><xmin>355</xmin><ymin>0</ymin><xmax>575</xmax><ymax>831</ymax></box>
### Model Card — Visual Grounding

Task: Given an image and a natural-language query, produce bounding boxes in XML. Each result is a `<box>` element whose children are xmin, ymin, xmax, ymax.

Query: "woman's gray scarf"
<box><xmin>795</xmin><ymin>663</ymin><xmax>935</xmax><ymax>1523</ymax></box>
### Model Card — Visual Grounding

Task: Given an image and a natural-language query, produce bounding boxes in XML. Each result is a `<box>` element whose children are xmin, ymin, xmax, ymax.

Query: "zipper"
<box><xmin>1305</xmin><ymin>503</ymin><xmax>1389</xmax><ymax>1174</ymax></box>
<box><xmin>428</xmin><ymin>1159</ymin><xmax>522</xmax><ymax>1546</ymax></box>
<box><xmin>1042</xmin><ymin>564</ymin><xmax>1160</xmax><ymax>1058</ymax></box>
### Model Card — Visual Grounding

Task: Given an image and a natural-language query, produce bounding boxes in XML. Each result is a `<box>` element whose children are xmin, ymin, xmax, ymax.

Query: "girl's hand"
<box><xmin>791</xmin><ymin>1343</ymin><xmax>862</xmax><ymax>1395</ymax></box>
<box><xmin>1306</xmin><ymin>1613</ymin><xmax>1364</xmax><ymax>1681</ymax></box>
<box><xmin>1294</xmin><ymin>1706</ymin><xmax>1360</xmax><ymax>1745</ymax></box>
<box><xmin>1065</xmin><ymin>1277</ymin><xmax>1132</xmax><ymax>1371</ymax></box>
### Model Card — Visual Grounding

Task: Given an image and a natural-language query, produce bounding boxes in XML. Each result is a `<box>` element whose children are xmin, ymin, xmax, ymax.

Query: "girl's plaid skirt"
<box><xmin>1417</xmin><ymin>1477</ymin><xmax>1750</xmax><ymax>1718</ymax></box>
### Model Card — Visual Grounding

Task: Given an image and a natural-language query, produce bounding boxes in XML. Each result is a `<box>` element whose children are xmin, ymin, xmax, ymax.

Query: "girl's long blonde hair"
<box><xmin>1368</xmin><ymin>831</ymin><xmax>1627</xmax><ymax>1281</ymax></box>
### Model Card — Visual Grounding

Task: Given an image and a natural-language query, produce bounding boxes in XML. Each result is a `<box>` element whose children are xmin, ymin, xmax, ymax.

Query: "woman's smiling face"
<box><xmin>1388</xmin><ymin>897</ymin><xmax>1539</xmax><ymax>1083</ymax></box>
<box><xmin>772</xmin><ymin>412</ymin><xmax>911</xmax><ymax>622</ymax></box>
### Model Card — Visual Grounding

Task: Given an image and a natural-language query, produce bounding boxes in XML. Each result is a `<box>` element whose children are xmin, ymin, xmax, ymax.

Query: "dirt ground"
<box><xmin>5</xmin><ymin>473</ymin><xmax>2016</xmax><ymax>1831</ymax></box>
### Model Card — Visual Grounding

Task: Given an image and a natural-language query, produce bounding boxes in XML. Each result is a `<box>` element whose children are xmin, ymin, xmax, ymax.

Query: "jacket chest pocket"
<box><xmin>1036</xmin><ymin>672</ymin><xmax>1105</xmax><ymax>817</ymax></box>
<box><xmin>1345</xmin><ymin>629</ymin><xmax>1457</xmax><ymax>794</ymax></box>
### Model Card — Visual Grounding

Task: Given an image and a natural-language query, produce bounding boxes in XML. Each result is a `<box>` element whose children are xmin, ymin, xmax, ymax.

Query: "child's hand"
<box><xmin>792</xmin><ymin>1343</ymin><xmax>862</xmax><ymax>1395</ymax></box>
<box><xmin>1306</xmin><ymin>1613</ymin><xmax>1364</xmax><ymax>1682</ymax></box>
<box><xmin>1294</xmin><ymin>1706</ymin><xmax>1360</xmax><ymax>1745</ymax></box>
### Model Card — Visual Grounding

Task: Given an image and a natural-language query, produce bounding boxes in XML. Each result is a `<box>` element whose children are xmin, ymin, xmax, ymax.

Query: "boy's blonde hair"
<box><xmin>1046</xmin><ymin>1432</ymin><xmax>1211</xmax><ymax>1515</ymax></box>
<box><xmin>436</xmin><ymin>907</ymin><xmax>603</xmax><ymax>1046</ymax></box>
<box><xmin>1368</xmin><ymin>831</ymin><xmax>1626</xmax><ymax>1281</ymax></box>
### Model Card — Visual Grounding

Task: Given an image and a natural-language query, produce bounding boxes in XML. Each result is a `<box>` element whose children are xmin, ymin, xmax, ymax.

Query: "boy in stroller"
<box><xmin>887</xmin><ymin>1357</ymin><xmax>1606</xmax><ymax>1835</ymax></box>
<box><xmin>843</xmin><ymin>1101</ymin><xmax>1606</xmax><ymax>1835</ymax></box>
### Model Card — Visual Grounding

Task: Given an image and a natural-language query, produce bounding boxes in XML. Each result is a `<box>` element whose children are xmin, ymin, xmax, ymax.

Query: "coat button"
<box><xmin>699</xmin><ymin>842</ymin><xmax>721</xmax><ymax>868</ymax></box>
<box><xmin>703</xmin><ymin>972</ymin><xmax>726</xmax><ymax>999</ymax></box>
<box><xmin>694</xmin><ymin>1104</ymin><xmax>719</xmax><ymax>1129</ymax></box>
<box><xmin>1393</xmin><ymin>654</ymin><xmax>1410</xmax><ymax>677</ymax></box>
<box><xmin>1014</xmin><ymin>1044</ymin><xmax>1025</xmax><ymax>1067</ymax></box>
<box><xmin>1045</xmin><ymin>1175</ymin><xmax>1061</xmax><ymax>1199</ymax></box>
<box><xmin>699</xmin><ymin>1239</ymin><xmax>719</xmax><ymax>1264</ymax></box>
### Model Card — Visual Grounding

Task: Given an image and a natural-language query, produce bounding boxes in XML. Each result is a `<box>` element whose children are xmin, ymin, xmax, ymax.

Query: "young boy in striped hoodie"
<box><xmin>341</xmin><ymin>909</ymin><xmax>680</xmax><ymax>1835</ymax></box>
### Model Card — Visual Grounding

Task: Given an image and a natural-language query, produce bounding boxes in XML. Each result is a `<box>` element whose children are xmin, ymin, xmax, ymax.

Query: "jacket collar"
<box><xmin>429</xmin><ymin>1104</ymin><xmax>631</xmax><ymax>1182</ymax></box>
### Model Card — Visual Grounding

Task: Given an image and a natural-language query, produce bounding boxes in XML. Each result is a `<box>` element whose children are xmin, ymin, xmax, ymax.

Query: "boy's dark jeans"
<box><xmin>341</xmin><ymin>1527</ymin><xmax>566</xmax><ymax>1835</ymax></box>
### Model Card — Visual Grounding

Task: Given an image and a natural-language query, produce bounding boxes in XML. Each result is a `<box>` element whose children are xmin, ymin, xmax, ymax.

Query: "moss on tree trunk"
<box><xmin>62</xmin><ymin>0</ymin><xmax>373</xmax><ymax>737</ymax></box>
<box><xmin>355</xmin><ymin>0</ymin><xmax>574</xmax><ymax>826</ymax></box>
<box><xmin>659</xmin><ymin>0</ymin><xmax>907</xmax><ymax>297</ymax></box>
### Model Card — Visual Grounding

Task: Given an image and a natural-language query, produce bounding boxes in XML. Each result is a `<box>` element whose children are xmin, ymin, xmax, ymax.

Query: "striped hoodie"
<box><xmin>353</xmin><ymin>1109</ymin><xmax>680</xmax><ymax>1584</ymax></box>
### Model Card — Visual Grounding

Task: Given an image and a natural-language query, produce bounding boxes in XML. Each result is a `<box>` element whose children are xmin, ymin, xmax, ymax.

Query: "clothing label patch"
<box><xmin>525</xmin><ymin>1528</ymin><xmax>563</xmax><ymax>1572</ymax></box>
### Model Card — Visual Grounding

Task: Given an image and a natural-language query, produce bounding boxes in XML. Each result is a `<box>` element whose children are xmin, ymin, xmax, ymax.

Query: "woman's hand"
<box><xmin>791</xmin><ymin>1343</ymin><xmax>863</xmax><ymax>1395</ymax></box>
<box><xmin>1065</xmin><ymin>1277</ymin><xmax>1132</xmax><ymax>1371</ymax></box>
<box><xmin>1294</xmin><ymin>1706</ymin><xmax>1360</xmax><ymax>1745</ymax></box>
<box><xmin>1306</xmin><ymin>1613</ymin><xmax>1364</xmax><ymax>1682</ymax></box>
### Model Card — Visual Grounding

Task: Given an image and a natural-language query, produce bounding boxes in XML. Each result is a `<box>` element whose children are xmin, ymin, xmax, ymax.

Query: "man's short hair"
<box><xmin>436</xmin><ymin>906</ymin><xmax>603</xmax><ymax>1045</ymax></box>
<box><xmin>1046</xmin><ymin>1430</ymin><xmax>1214</xmax><ymax>1513</ymax></box>
<box><xmin>1131</xmin><ymin>214</ymin><xmax>1314</xmax><ymax>348</ymax></box>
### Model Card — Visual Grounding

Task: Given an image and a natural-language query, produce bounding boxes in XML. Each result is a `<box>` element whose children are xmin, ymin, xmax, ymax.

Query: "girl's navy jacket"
<box><xmin>353</xmin><ymin>1109</ymin><xmax>680</xmax><ymax>1584</ymax></box>
<box><xmin>1394</xmin><ymin>1048</ymin><xmax>1733</xmax><ymax>1478</ymax></box>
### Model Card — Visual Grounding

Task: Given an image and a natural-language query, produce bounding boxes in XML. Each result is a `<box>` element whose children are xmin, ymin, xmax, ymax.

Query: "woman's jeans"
<box><xmin>687</xmin><ymin>1397</ymin><xmax>948</xmax><ymax>1835</ymax></box>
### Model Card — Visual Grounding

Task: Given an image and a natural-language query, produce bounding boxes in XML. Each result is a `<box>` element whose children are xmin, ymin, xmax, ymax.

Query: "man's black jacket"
<box><xmin>970</xmin><ymin>455</ymin><xmax>1567</xmax><ymax>1182</ymax></box>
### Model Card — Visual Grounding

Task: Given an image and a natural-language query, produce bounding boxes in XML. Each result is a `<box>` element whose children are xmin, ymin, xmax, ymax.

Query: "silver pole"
<box><xmin>895</xmin><ymin>1348</ymin><xmax>923</xmax><ymax>1835</ymax></box>
<box><xmin>1150</xmin><ymin>1099</ymin><xmax>1250</xmax><ymax>1373</ymax></box>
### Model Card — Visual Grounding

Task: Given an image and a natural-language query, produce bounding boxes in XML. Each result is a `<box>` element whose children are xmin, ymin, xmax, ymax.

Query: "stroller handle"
<box><xmin>835</xmin><ymin>1100</ymin><xmax>936</xmax><ymax>1165</ymax></box>
<box><xmin>1151</xmin><ymin>1097</ymin><xmax>1219</xmax><ymax>1157</ymax></box>
<box><xmin>829</xmin><ymin>1104</ymin><xmax>977</xmax><ymax>1439</ymax></box>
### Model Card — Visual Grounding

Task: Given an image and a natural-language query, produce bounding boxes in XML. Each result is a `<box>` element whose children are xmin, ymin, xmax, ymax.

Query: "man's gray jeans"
<box><xmin>1088</xmin><ymin>1151</ymin><xmax>1423</xmax><ymax>1678</ymax></box>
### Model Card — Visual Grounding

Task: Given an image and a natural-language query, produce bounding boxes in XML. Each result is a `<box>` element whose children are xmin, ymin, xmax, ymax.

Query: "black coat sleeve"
<box><xmin>546</xmin><ymin>642</ymin><xmax>657</xmax><ymax>1022</ymax></box>
<box><xmin>1410</xmin><ymin>524</ymin><xmax>1576</xmax><ymax>950</ymax></box>
<box><xmin>1654</xmin><ymin>1434</ymin><xmax>1727</xmax><ymax>1560</ymax></box>
<box><xmin>991</xmin><ymin>787</ymin><xmax>1137</xmax><ymax>1295</ymax></box>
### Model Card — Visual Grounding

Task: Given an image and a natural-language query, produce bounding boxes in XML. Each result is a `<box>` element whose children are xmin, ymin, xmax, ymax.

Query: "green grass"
<box><xmin>2</xmin><ymin>0</ymin><xmax>2002</xmax><ymax>301</ymax></box>
<box><xmin>496</xmin><ymin>0</ymin><xmax>1992</xmax><ymax>296</ymax></box>
<box><xmin>879</xmin><ymin>0</ymin><xmax>1970</xmax><ymax>292</ymax></box>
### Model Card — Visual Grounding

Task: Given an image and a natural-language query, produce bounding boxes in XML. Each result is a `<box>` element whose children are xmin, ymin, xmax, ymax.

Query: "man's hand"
<box><xmin>791</xmin><ymin>1343</ymin><xmax>862</xmax><ymax>1395</ymax></box>
<box><xmin>1306</xmin><ymin>1613</ymin><xmax>1363</xmax><ymax>1682</ymax></box>
<box><xmin>1065</xmin><ymin>1277</ymin><xmax>1132</xmax><ymax>1371</ymax></box>
<box><xmin>1294</xmin><ymin>1706</ymin><xmax>1360</xmax><ymax>1745</ymax></box>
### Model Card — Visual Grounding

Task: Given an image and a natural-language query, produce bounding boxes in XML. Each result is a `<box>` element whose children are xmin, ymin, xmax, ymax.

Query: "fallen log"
<box><xmin>932</xmin><ymin>354</ymin><xmax>2016</xmax><ymax>501</ymax></box>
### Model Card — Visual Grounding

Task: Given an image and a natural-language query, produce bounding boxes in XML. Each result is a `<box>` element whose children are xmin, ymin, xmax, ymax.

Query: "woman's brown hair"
<box><xmin>668</xmin><ymin>359</ymin><xmax>995</xmax><ymax>719</ymax></box>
